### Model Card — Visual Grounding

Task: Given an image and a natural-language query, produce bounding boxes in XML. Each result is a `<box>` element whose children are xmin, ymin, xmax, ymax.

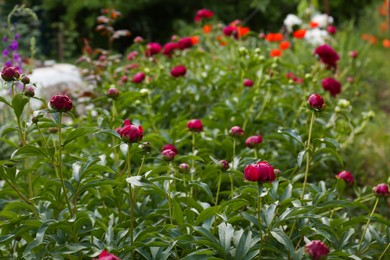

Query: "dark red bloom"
<box><xmin>244</xmin><ymin>161</ymin><xmax>276</xmax><ymax>182</ymax></box>
<box><xmin>223</xmin><ymin>25</ymin><xmax>236</xmax><ymax>36</ymax></box>
<box><xmin>171</xmin><ymin>65</ymin><xmax>187</xmax><ymax>77</ymax></box>
<box><xmin>107</xmin><ymin>88</ymin><xmax>119</xmax><ymax>99</ymax></box>
<box><xmin>116</xmin><ymin>119</ymin><xmax>143</xmax><ymax>143</ymax></box>
<box><xmin>373</xmin><ymin>183</ymin><xmax>390</xmax><ymax>197</ymax></box>
<box><xmin>24</xmin><ymin>87</ymin><xmax>35</xmax><ymax>97</ymax></box>
<box><xmin>305</xmin><ymin>240</ymin><xmax>330</xmax><ymax>260</ymax></box>
<box><xmin>132</xmin><ymin>72</ymin><xmax>145</xmax><ymax>83</ymax></box>
<box><xmin>195</xmin><ymin>9</ymin><xmax>214</xmax><ymax>22</ymax></box>
<box><xmin>229</xmin><ymin>126</ymin><xmax>244</xmax><ymax>137</ymax></box>
<box><xmin>327</xmin><ymin>25</ymin><xmax>337</xmax><ymax>35</ymax></box>
<box><xmin>98</xmin><ymin>249</ymin><xmax>121</xmax><ymax>260</ymax></box>
<box><xmin>162</xmin><ymin>149</ymin><xmax>176</xmax><ymax>161</ymax></box>
<box><xmin>50</xmin><ymin>94</ymin><xmax>73</xmax><ymax>112</ymax></box>
<box><xmin>145</xmin><ymin>42</ymin><xmax>162</xmax><ymax>57</ymax></box>
<box><xmin>313</xmin><ymin>44</ymin><xmax>340</xmax><ymax>70</ymax></box>
<box><xmin>243</xmin><ymin>79</ymin><xmax>254</xmax><ymax>87</ymax></box>
<box><xmin>187</xmin><ymin>119</ymin><xmax>203</xmax><ymax>132</ymax></box>
<box><xmin>336</xmin><ymin>171</ymin><xmax>354</xmax><ymax>185</ymax></box>
<box><xmin>162</xmin><ymin>144</ymin><xmax>178</xmax><ymax>155</ymax></box>
<box><xmin>163</xmin><ymin>42</ymin><xmax>179</xmax><ymax>57</ymax></box>
<box><xmin>177</xmin><ymin>37</ymin><xmax>193</xmax><ymax>50</ymax></box>
<box><xmin>218</xmin><ymin>160</ymin><xmax>230</xmax><ymax>171</ymax></box>
<box><xmin>322</xmin><ymin>77</ymin><xmax>341</xmax><ymax>97</ymax></box>
<box><xmin>245</xmin><ymin>135</ymin><xmax>262</xmax><ymax>148</ymax></box>
<box><xmin>307</xmin><ymin>93</ymin><xmax>325</xmax><ymax>111</ymax></box>
<box><xmin>1</xmin><ymin>66</ymin><xmax>20</xmax><ymax>81</ymax></box>
<box><xmin>21</xmin><ymin>75</ymin><xmax>30</xmax><ymax>85</ymax></box>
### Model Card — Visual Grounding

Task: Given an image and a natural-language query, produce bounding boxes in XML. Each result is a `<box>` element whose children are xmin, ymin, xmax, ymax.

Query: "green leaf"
<box><xmin>218</xmin><ymin>222</ymin><xmax>234</xmax><ymax>257</ymax></box>
<box><xmin>12</xmin><ymin>94</ymin><xmax>29</xmax><ymax>120</ymax></box>
<box><xmin>297</xmin><ymin>150</ymin><xmax>306</xmax><ymax>168</ymax></box>
<box><xmin>63</xmin><ymin>127</ymin><xmax>98</xmax><ymax>147</ymax></box>
<box><xmin>172</xmin><ymin>200</ymin><xmax>185</xmax><ymax>228</ymax></box>
<box><xmin>98</xmin><ymin>128</ymin><xmax>122</xmax><ymax>140</ymax></box>
<box><xmin>196</xmin><ymin>206</ymin><xmax>217</xmax><ymax>225</ymax></box>
<box><xmin>315</xmin><ymin>147</ymin><xmax>344</xmax><ymax>166</ymax></box>
<box><xmin>277</xmin><ymin>128</ymin><xmax>303</xmax><ymax>145</ymax></box>
<box><xmin>270</xmin><ymin>228</ymin><xmax>294</xmax><ymax>256</ymax></box>
<box><xmin>23</xmin><ymin>220</ymin><xmax>55</xmax><ymax>256</ymax></box>
<box><xmin>11</xmin><ymin>145</ymin><xmax>51</xmax><ymax>160</ymax></box>
<box><xmin>0</xmin><ymin>96</ymin><xmax>11</xmax><ymax>107</ymax></box>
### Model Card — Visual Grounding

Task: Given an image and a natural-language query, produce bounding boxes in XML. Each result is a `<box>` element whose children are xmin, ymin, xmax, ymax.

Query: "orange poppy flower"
<box><xmin>270</xmin><ymin>49</ymin><xmax>282</xmax><ymax>57</ymax></box>
<box><xmin>191</xmin><ymin>36</ymin><xmax>200</xmax><ymax>45</ymax></box>
<box><xmin>368</xmin><ymin>35</ymin><xmax>377</xmax><ymax>45</ymax></box>
<box><xmin>383</xmin><ymin>39</ymin><xmax>390</xmax><ymax>48</ymax></box>
<box><xmin>216</xmin><ymin>36</ymin><xmax>227</xmax><ymax>46</ymax></box>
<box><xmin>380</xmin><ymin>22</ymin><xmax>388</xmax><ymax>32</ymax></box>
<box><xmin>279</xmin><ymin>41</ymin><xmax>290</xmax><ymax>50</ymax></box>
<box><xmin>203</xmin><ymin>24</ymin><xmax>212</xmax><ymax>34</ymax></box>
<box><xmin>292</xmin><ymin>29</ymin><xmax>306</xmax><ymax>39</ymax></box>
<box><xmin>309</xmin><ymin>21</ymin><xmax>319</xmax><ymax>28</ymax></box>
<box><xmin>265</xmin><ymin>33</ymin><xmax>284</xmax><ymax>42</ymax></box>
<box><xmin>236</xmin><ymin>26</ymin><xmax>250</xmax><ymax>37</ymax></box>
<box><xmin>361</xmin><ymin>34</ymin><xmax>370</xmax><ymax>40</ymax></box>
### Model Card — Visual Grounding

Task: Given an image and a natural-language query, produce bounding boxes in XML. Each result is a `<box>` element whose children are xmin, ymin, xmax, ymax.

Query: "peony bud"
<box><xmin>229</xmin><ymin>126</ymin><xmax>244</xmax><ymax>137</ymax></box>
<box><xmin>244</xmin><ymin>161</ymin><xmax>275</xmax><ymax>182</ymax></box>
<box><xmin>218</xmin><ymin>160</ymin><xmax>230</xmax><ymax>171</ymax></box>
<box><xmin>50</xmin><ymin>94</ymin><xmax>73</xmax><ymax>112</ymax></box>
<box><xmin>179</xmin><ymin>163</ymin><xmax>190</xmax><ymax>173</ymax></box>
<box><xmin>245</xmin><ymin>135</ymin><xmax>262</xmax><ymax>148</ymax></box>
<box><xmin>305</xmin><ymin>240</ymin><xmax>330</xmax><ymax>260</ymax></box>
<box><xmin>336</xmin><ymin>171</ymin><xmax>354</xmax><ymax>185</ymax></box>
<box><xmin>1</xmin><ymin>66</ymin><xmax>20</xmax><ymax>81</ymax></box>
<box><xmin>24</xmin><ymin>87</ymin><xmax>35</xmax><ymax>97</ymax></box>
<box><xmin>132</xmin><ymin>72</ymin><xmax>145</xmax><ymax>83</ymax></box>
<box><xmin>373</xmin><ymin>183</ymin><xmax>390</xmax><ymax>197</ymax></box>
<box><xmin>107</xmin><ymin>88</ymin><xmax>119</xmax><ymax>99</ymax></box>
<box><xmin>349</xmin><ymin>51</ymin><xmax>358</xmax><ymax>59</ymax></box>
<box><xmin>327</xmin><ymin>25</ymin><xmax>337</xmax><ymax>35</ymax></box>
<box><xmin>243</xmin><ymin>79</ymin><xmax>254</xmax><ymax>87</ymax></box>
<box><xmin>171</xmin><ymin>65</ymin><xmax>187</xmax><ymax>77</ymax></box>
<box><xmin>162</xmin><ymin>149</ymin><xmax>176</xmax><ymax>161</ymax></box>
<box><xmin>162</xmin><ymin>144</ymin><xmax>178</xmax><ymax>156</ymax></box>
<box><xmin>145</xmin><ymin>42</ymin><xmax>162</xmax><ymax>57</ymax></box>
<box><xmin>187</xmin><ymin>119</ymin><xmax>203</xmax><ymax>132</ymax></box>
<box><xmin>98</xmin><ymin>249</ymin><xmax>121</xmax><ymax>260</ymax></box>
<box><xmin>116</xmin><ymin>119</ymin><xmax>144</xmax><ymax>143</ymax></box>
<box><xmin>21</xmin><ymin>75</ymin><xmax>30</xmax><ymax>85</ymax></box>
<box><xmin>307</xmin><ymin>93</ymin><xmax>325</xmax><ymax>112</ymax></box>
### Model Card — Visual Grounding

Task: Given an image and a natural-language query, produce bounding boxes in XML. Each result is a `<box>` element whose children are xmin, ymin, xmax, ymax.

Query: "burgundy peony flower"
<box><xmin>373</xmin><ymin>183</ymin><xmax>390</xmax><ymax>197</ymax></box>
<box><xmin>171</xmin><ymin>65</ymin><xmax>187</xmax><ymax>77</ymax></box>
<box><xmin>145</xmin><ymin>42</ymin><xmax>162</xmax><ymax>57</ymax></box>
<box><xmin>322</xmin><ymin>77</ymin><xmax>341</xmax><ymax>97</ymax></box>
<box><xmin>305</xmin><ymin>240</ymin><xmax>330</xmax><ymax>260</ymax></box>
<box><xmin>218</xmin><ymin>160</ymin><xmax>230</xmax><ymax>171</ymax></box>
<box><xmin>349</xmin><ymin>51</ymin><xmax>358</xmax><ymax>59</ymax></box>
<box><xmin>162</xmin><ymin>144</ymin><xmax>178</xmax><ymax>155</ymax></box>
<box><xmin>327</xmin><ymin>25</ymin><xmax>337</xmax><ymax>35</ymax></box>
<box><xmin>336</xmin><ymin>171</ymin><xmax>354</xmax><ymax>185</ymax></box>
<box><xmin>98</xmin><ymin>250</ymin><xmax>121</xmax><ymax>260</ymax></box>
<box><xmin>244</xmin><ymin>161</ymin><xmax>276</xmax><ymax>182</ymax></box>
<box><xmin>229</xmin><ymin>126</ymin><xmax>244</xmax><ymax>137</ymax></box>
<box><xmin>162</xmin><ymin>149</ymin><xmax>176</xmax><ymax>161</ymax></box>
<box><xmin>24</xmin><ymin>87</ymin><xmax>35</xmax><ymax>97</ymax></box>
<box><xmin>245</xmin><ymin>135</ymin><xmax>262</xmax><ymax>148</ymax></box>
<box><xmin>132</xmin><ymin>72</ymin><xmax>145</xmax><ymax>83</ymax></box>
<box><xmin>21</xmin><ymin>75</ymin><xmax>30</xmax><ymax>85</ymax></box>
<box><xmin>116</xmin><ymin>119</ymin><xmax>144</xmax><ymax>143</ymax></box>
<box><xmin>223</xmin><ymin>25</ymin><xmax>236</xmax><ymax>36</ymax></box>
<box><xmin>187</xmin><ymin>119</ymin><xmax>203</xmax><ymax>132</ymax></box>
<box><xmin>195</xmin><ymin>9</ymin><xmax>214</xmax><ymax>22</ymax></box>
<box><xmin>163</xmin><ymin>42</ymin><xmax>179</xmax><ymax>57</ymax></box>
<box><xmin>1</xmin><ymin>66</ymin><xmax>20</xmax><ymax>81</ymax></box>
<box><xmin>107</xmin><ymin>88</ymin><xmax>119</xmax><ymax>99</ymax></box>
<box><xmin>50</xmin><ymin>94</ymin><xmax>73</xmax><ymax>112</ymax></box>
<box><xmin>243</xmin><ymin>79</ymin><xmax>254</xmax><ymax>87</ymax></box>
<box><xmin>177</xmin><ymin>37</ymin><xmax>193</xmax><ymax>50</ymax></box>
<box><xmin>307</xmin><ymin>93</ymin><xmax>325</xmax><ymax>112</ymax></box>
<box><xmin>313</xmin><ymin>44</ymin><xmax>340</xmax><ymax>70</ymax></box>
<box><xmin>179</xmin><ymin>163</ymin><xmax>190</xmax><ymax>173</ymax></box>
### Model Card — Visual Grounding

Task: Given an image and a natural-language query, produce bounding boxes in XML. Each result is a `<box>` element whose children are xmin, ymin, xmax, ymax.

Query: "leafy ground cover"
<box><xmin>0</xmin><ymin>2</ymin><xmax>389</xmax><ymax>259</ymax></box>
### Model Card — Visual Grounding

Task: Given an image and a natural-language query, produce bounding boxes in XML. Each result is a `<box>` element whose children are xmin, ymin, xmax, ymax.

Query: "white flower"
<box><xmin>304</xmin><ymin>28</ymin><xmax>329</xmax><ymax>45</ymax></box>
<box><xmin>311</xmin><ymin>14</ymin><xmax>334</xmax><ymax>28</ymax></box>
<box><xmin>284</xmin><ymin>14</ymin><xmax>302</xmax><ymax>32</ymax></box>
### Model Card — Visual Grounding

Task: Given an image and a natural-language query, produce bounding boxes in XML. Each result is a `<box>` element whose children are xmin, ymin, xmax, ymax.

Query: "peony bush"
<box><xmin>0</xmin><ymin>4</ymin><xmax>389</xmax><ymax>260</ymax></box>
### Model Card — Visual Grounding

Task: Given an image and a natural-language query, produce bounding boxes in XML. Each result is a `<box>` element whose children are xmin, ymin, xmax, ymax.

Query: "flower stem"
<box><xmin>357</xmin><ymin>197</ymin><xmax>379</xmax><ymax>255</ymax></box>
<box><xmin>301</xmin><ymin>111</ymin><xmax>315</xmax><ymax>199</ymax></box>
<box><xmin>127</xmin><ymin>145</ymin><xmax>135</xmax><ymax>260</ymax></box>
<box><xmin>257</xmin><ymin>183</ymin><xmax>263</xmax><ymax>260</ymax></box>
<box><xmin>190</xmin><ymin>132</ymin><xmax>195</xmax><ymax>197</ymax></box>
<box><xmin>213</xmin><ymin>171</ymin><xmax>222</xmax><ymax>234</ymax></box>
<box><xmin>57</xmin><ymin>112</ymin><xmax>73</xmax><ymax>218</ymax></box>
<box><xmin>379</xmin><ymin>242</ymin><xmax>390</xmax><ymax>260</ymax></box>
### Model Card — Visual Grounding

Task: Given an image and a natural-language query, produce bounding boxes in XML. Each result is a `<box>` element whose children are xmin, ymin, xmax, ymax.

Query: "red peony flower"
<box><xmin>305</xmin><ymin>240</ymin><xmax>330</xmax><ymax>260</ymax></box>
<box><xmin>195</xmin><ymin>9</ymin><xmax>214</xmax><ymax>22</ymax></box>
<box><xmin>162</xmin><ymin>144</ymin><xmax>178</xmax><ymax>156</ymax></box>
<box><xmin>145</xmin><ymin>42</ymin><xmax>162</xmax><ymax>57</ymax></box>
<box><xmin>163</xmin><ymin>42</ymin><xmax>179</xmax><ymax>57</ymax></box>
<box><xmin>116</xmin><ymin>119</ymin><xmax>143</xmax><ymax>143</ymax></box>
<box><xmin>98</xmin><ymin>250</ymin><xmax>121</xmax><ymax>260</ymax></box>
<box><xmin>265</xmin><ymin>33</ymin><xmax>284</xmax><ymax>42</ymax></box>
<box><xmin>1</xmin><ymin>66</ymin><xmax>20</xmax><ymax>81</ymax></box>
<box><xmin>171</xmin><ymin>65</ymin><xmax>187</xmax><ymax>77</ymax></box>
<box><xmin>336</xmin><ymin>171</ymin><xmax>354</xmax><ymax>185</ymax></box>
<box><xmin>243</xmin><ymin>79</ymin><xmax>254</xmax><ymax>87</ymax></box>
<box><xmin>307</xmin><ymin>93</ymin><xmax>326</xmax><ymax>111</ymax></box>
<box><xmin>229</xmin><ymin>126</ymin><xmax>244</xmax><ymax>137</ymax></box>
<box><xmin>313</xmin><ymin>44</ymin><xmax>340</xmax><ymax>70</ymax></box>
<box><xmin>245</xmin><ymin>135</ymin><xmax>263</xmax><ymax>148</ymax></box>
<box><xmin>132</xmin><ymin>72</ymin><xmax>145</xmax><ymax>83</ymax></box>
<box><xmin>327</xmin><ymin>25</ymin><xmax>337</xmax><ymax>35</ymax></box>
<box><xmin>322</xmin><ymin>77</ymin><xmax>341</xmax><ymax>97</ymax></box>
<box><xmin>107</xmin><ymin>88</ymin><xmax>119</xmax><ymax>99</ymax></box>
<box><xmin>373</xmin><ymin>183</ymin><xmax>390</xmax><ymax>196</ymax></box>
<box><xmin>223</xmin><ymin>25</ymin><xmax>236</xmax><ymax>36</ymax></box>
<box><xmin>177</xmin><ymin>37</ymin><xmax>193</xmax><ymax>50</ymax></box>
<box><xmin>218</xmin><ymin>160</ymin><xmax>230</xmax><ymax>171</ymax></box>
<box><xmin>279</xmin><ymin>41</ymin><xmax>290</xmax><ymax>50</ymax></box>
<box><xmin>270</xmin><ymin>49</ymin><xmax>282</xmax><ymax>57</ymax></box>
<box><xmin>162</xmin><ymin>149</ymin><xmax>176</xmax><ymax>161</ymax></box>
<box><xmin>244</xmin><ymin>161</ymin><xmax>276</xmax><ymax>182</ymax></box>
<box><xmin>187</xmin><ymin>119</ymin><xmax>203</xmax><ymax>132</ymax></box>
<box><xmin>50</xmin><ymin>94</ymin><xmax>73</xmax><ymax>112</ymax></box>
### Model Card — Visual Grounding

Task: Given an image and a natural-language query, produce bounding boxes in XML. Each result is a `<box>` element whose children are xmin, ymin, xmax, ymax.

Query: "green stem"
<box><xmin>357</xmin><ymin>197</ymin><xmax>379</xmax><ymax>255</ymax></box>
<box><xmin>167</xmin><ymin>173</ymin><xmax>173</xmax><ymax>225</ymax></box>
<box><xmin>329</xmin><ymin>193</ymin><xmax>341</xmax><ymax>221</ymax></box>
<box><xmin>57</xmin><ymin>112</ymin><xmax>73</xmax><ymax>217</ymax></box>
<box><xmin>36</xmin><ymin>123</ymin><xmax>50</xmax><ymax>149</ymax></box>
<box><xmin>257</xmin><ymin>183</ymin><xmax>263</xmax><ymax>260</ymax></box>
<box><xmin>127</xmin><ymin>146</ymin><xmax>135</xmax><ymax>260</ymax></box>
<box><xmin>301</xmin><ymin>111</ymin><xmax>315</xmax><ymax>199</ymax></box>
<box><xmin>213</xmin><ymin>171</ymin><xmax>222</xmax><ymax>234</ymax></box>
<box><xmin>136</xmin><ymin>155</ymin><xmax>146</xmax><ymax>176</ymax></box>
<box><xmin>190</xmin><ymin>132</ymin><xmax>195</xmax><ymax>197</ymax></box>
<box><xmin>254</xmin><ymin>148</ymin><xmax>258</xmax><ymax>159</ymax></box>
<box><xmin>379</xmin><ymin>242</ymin><xmax>390</xmax><ymax>260</ymax></box>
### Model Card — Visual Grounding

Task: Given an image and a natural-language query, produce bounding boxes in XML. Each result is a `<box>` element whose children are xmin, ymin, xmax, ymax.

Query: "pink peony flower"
<box><xmin>162</xmin><ymin>149</ymin><xmax>176</xmax><ymax>161</ymax></box>
<box><xmin>162</xmin><ymin>144</ymin><xmax>178</xmax><ymax>156</ymax></box>
<box><xmin>243</xmin><ymin>79</ymin><xmax>254</xmax><ymax>87</ymax></box>
<box><xmin>195</xmin><ymin>9</ymin><xmax>214</xmax><ymax>22</ymax></box>
<box><xmin>373</xmin><ymin>183</ymin><xmax>390</xmax><ymax>197</ymax></box>
<box><xmin>244</xmin><ymin>161</ymin><xmax>276</xmax><ymax>182</ymax></box>
<box><xmin>145</xmin><ymin>42</ymin><xmax>162</xmax><ymax>57</ymax></box>
<box><xmin>305</xmin><ymin>240</ymin><xmax>330</xmax><ymax>260</ymax></box>
<box><xmin>97</xmin><ymin>250</ymin><xmax>121</xmax><ymax>260</ymax></box>
<box><xmin>132</xmin><ymin>72</ymin><xmax>145</xmax><ymax>83</ymax></box>
<box><xmin>171</xmin><ymin>65</ymin><xmax>187</xmax><ymax>77</ymax></box>
<box><xmin>229</xmin><ymin>126</ymin><xmax>244</xmax><ymax>137</ymax></box>
<box><xmin>245</xmin><ymin>135</ymin><xmax>262</xmax><ymax>148</ymax></box>
<box><xmin>187</xmin><ymin>119</ymin><xmax>203</xmax><ymax>132</ymax></box>
<box><xmin>116</xmin><ymin>119</ymin><xmax>143</xmax><ymax>143</ymax></box>
<box><xmin>307</xmin><ymin>93</ymin><xmax>326</xmax><ymax>111</ymax></box>
<box><xmin>327</xmin><ymin>25</ymin><xmax>337</xmax><ymax>35</ymax></box>
<box><xmin>163</xmin><ymin>42</ymin><xmax>179</xmax><ymax>57</ymax></box>
<box><xmin>336</xmin><ymin>171</ymin><xmax>354</xmax><ymax>185</ymax></box>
